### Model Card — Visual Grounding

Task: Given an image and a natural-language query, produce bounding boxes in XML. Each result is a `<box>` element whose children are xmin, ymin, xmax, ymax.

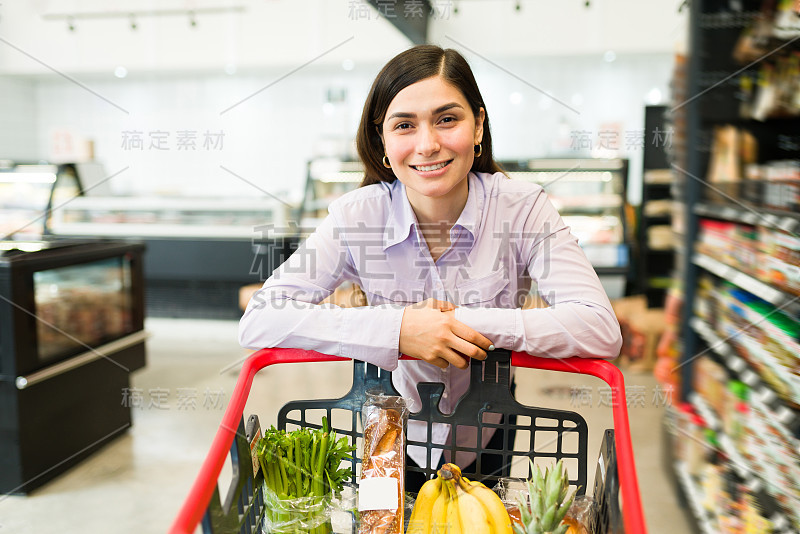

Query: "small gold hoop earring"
<box><xmin>474</xmin><ymin>143</ymin><xmax>483</xmax><ymax>157</ymax></box>
<box><xmin>382</xmin><ymin>155</ymin><xmax>391</xmax><ymax>168</ymax></box>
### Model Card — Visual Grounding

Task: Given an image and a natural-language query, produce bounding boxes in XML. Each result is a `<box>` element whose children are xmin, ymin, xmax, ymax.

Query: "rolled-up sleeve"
<box><xmin>238</xmin><ymin>212</ymin><xmax>406</xmax><ymax>370</ymax></box>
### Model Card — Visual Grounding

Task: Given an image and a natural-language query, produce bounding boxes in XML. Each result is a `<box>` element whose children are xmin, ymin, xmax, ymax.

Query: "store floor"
<box><xmin>0</xmin><ymin>318</ymin><xmax>692</xmax><ymax>533</ymax></box>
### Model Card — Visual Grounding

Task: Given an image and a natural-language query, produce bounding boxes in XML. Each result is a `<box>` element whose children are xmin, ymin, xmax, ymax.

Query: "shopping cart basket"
<box><xmin>171</xmin><ymin>348</ymin><xmax>647</xmax><ymax>534</ymax></box>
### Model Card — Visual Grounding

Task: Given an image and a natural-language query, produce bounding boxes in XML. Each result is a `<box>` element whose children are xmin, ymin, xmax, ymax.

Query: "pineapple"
<box><xmin>514</xmin><ymin>459</ymin><xmax>577</xmax><ymax>534</ymax></box>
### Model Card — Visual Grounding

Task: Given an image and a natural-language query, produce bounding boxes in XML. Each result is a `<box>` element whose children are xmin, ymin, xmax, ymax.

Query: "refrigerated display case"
<box><xmin>0</xmin><ymin>239</ymin><xmax>146</xmax><ymax>494</ymax></box>
<box><xmin>0</xmin><ymin>165</ymin><xmax>58</xmax><ymax>240</ymax></box>
<box><xmin>48</xmin><ymin>197</ymin><xmax>297</xmax><ymax>319</ymax></box>
<box><xmin>299</xmin><ymin>159</ymin><xmax>363</xmax><ymax>232</ymax></box>
<box><xmin>501</xmin><ymin>158</ymin><xmax>633</xmax><ymax>299</ymax></box>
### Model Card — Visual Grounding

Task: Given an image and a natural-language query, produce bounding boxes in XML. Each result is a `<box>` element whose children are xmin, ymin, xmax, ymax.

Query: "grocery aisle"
<box><xmin>653</xmin><ymin>1</ymin><xmax>800</xmax><ymax>532</ymax></box>
<box><xmin>0</xmin><ymin>318</ymin><xmax>689</xmax><ymax>533</ymax></box>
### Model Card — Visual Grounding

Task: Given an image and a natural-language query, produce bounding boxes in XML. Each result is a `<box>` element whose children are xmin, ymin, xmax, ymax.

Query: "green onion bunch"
<box><xmin>256</xmin><ymin>417</ymin><xmax>354</xmax><ymax>533</ymax></box>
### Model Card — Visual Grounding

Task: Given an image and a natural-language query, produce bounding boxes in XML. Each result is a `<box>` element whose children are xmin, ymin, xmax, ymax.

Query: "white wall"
<box><xmin>0</xmin><ymin>78</ymin><xmax>39</xmax><ymax>161</ymax></box>
<box><xmin>29</xmin><ymin>51</ymin><xmax>673</xmax><ymax>202</ymax></box>
<box><xmin>32</xmin><ymin>65</ymin><xmax>380</xmax><ymax>199</ymax></box>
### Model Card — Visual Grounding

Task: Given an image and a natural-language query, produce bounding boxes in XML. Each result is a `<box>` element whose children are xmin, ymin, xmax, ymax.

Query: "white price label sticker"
<box><xmin>358</xmin><ymin>477</ymin><xmax>399</xmax><ymax>512</ymax></box>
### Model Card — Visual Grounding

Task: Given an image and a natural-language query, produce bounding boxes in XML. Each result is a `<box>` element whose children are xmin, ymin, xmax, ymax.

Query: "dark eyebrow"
<box><xmin>386</xmin><ymin>102</ymin><xmax>464</xmax><ymax>121</ymax></box>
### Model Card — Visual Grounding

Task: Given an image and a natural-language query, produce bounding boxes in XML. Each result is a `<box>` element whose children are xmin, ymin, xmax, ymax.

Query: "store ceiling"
<box><xmin>0</xmin><ymin>1</ymin><xmax>686</xmax><ymax>76</ymax></box>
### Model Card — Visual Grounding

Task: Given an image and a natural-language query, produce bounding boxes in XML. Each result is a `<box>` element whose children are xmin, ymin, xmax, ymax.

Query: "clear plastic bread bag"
<box><xmin>357</xmin><ymin>390</ymin><xmax>409</xmax><ymax>534</ymax></box>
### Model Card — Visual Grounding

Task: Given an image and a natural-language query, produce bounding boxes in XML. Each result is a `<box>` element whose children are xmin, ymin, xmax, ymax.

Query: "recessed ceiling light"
<box><xmin>342</xmin><ymin>59</ymin><xmax>355</xmax><ymax>71</ymax></box>
<box><xmin>114</xmin><ymin>66</ymin><xmax>128</xmax><ymax>78</ymax></box>
<box><xmin>646</xmin><ymin>88</ymin><xmax>663</xmax><ymax>104</ymax></box>
<box><xmin>603</xmin><ymin>50</ymin><xmax>616</xmax><ymax>63</ymax></box>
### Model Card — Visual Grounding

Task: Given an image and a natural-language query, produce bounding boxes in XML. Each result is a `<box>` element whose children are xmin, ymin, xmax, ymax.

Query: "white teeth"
<box><xmin>415</xmin><ymin>161</ymin><xmax>449</xmax><ymax>172</ymax></box>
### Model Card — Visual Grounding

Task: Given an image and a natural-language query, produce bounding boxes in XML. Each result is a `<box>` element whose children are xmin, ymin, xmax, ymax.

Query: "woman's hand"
<box><xmin>399</xmin><ymin>298</ymin><xmax>494</xmax><ymax>369</ymax></box>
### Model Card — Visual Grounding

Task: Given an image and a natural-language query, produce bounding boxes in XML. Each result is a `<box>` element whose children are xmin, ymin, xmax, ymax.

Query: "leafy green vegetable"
<box><xmin>256</xmin><ymin>417</ymin><xmax>355</xmax><ymax>534</ymax></box>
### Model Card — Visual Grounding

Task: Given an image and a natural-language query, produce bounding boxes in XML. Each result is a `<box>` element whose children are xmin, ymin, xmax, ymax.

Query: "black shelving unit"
<box><xmin>639</xmin><ymin>105</ymin><xmax>675</xmax><ymax>308</ymax></box>
<box><xmin>675</xmin><ymin>0</ymin><xmax>800</xmax><ymax>532</ymax></box>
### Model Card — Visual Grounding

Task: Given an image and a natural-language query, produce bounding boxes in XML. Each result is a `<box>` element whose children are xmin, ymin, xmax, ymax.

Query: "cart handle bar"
<box><xmin>170</xmin><ymin>348</ymin><xmax>646</xmax><ymax>534</ymax></box>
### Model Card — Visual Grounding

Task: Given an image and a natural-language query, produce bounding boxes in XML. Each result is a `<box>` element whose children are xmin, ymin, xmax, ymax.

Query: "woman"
<box><xmin>239</xmin><ymin>45</ymin><xmax>622</xmax><ymax>490</ymax></box>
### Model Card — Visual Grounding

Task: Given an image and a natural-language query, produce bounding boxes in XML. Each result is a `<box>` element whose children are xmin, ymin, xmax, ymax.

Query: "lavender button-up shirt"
<box><xmin>239</xmin><ymin>171</ymin><xmax>622</xmax><ymax>469</ymax></box>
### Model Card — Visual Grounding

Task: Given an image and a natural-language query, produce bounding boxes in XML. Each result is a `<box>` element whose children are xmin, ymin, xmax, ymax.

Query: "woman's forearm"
<box><xmin>454</xmin><ymin>302</ymin><xmax>622</xmax><ymax>359</ymax></box>
<box><xmin>238</xmin><ymin>290</ymin><xmax>406</xmax><ymax>369</ymax></box>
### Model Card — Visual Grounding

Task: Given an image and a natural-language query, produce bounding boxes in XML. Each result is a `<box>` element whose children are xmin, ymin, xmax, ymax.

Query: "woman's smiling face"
<box><xmin>381</xmin><ymin>75</ymin><xmax>485</xmax><ymax>207</ymax></box>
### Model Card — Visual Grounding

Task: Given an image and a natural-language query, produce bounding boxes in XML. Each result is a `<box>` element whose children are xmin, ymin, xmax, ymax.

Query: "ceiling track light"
<box><xmin>43</xmin><ymin>6</ymin><xmax>244</xmax><ymax>29</ymax></box>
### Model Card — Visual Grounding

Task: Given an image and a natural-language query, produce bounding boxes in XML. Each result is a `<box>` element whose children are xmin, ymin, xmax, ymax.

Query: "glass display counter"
<box><xmin>48</xmin><ymin>197</ymin><xmax>297</xmax><ymax>319</ymax></box>
<box><xmin>0</xmin><ymin>239</ymin><xmax>146</xmax><ymax>494</ymax></box>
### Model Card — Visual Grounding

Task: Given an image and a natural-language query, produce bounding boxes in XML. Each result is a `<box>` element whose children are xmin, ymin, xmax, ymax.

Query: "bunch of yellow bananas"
<box><xmin>407</xmin><ymin>463</ymin><xmax>513</xmax><ymax>534</ymax></box>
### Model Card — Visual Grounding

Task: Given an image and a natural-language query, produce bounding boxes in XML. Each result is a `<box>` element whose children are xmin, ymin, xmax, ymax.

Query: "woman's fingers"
<box><xmin>447</xmin><ymin>333</ymin><xmax>488</xmax><ymax>364</ymax></box>
<box><xmin>428</xmin><ymin>356</ymin><xmax>450</xmax><ymax>369</ymax></box>
<box><xmin>433</xmin><ymin>299</ymin><xmax>456</xmax><ymax>312</ymax></box>
<box><xmin>450</xmin><ymin>320</ymin><xmax>494</xmax><ymax>354</ymax></box>
<box><xmin>414</xmin><ymin>297</ymin><xmax>456</xmax><ymax>312</ymax></box>
<box><xmin>399</xmin><ymin>302</ymin><xmax>493</xmax><ymax>369</ymax></box>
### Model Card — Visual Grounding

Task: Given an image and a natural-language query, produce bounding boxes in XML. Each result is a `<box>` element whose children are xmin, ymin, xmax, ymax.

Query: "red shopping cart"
<box><xmin>171</xmin><ymin>348</ymin><xmax>647</xmax><ymax>534</ymax></box>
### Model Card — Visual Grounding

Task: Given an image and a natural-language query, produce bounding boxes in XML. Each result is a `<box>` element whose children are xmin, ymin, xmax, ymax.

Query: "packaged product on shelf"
<box><xmin>722</xmin><ymin>381</ymin><xmax>749</xmax><ymax>451</ymax></box>
<box><xmin>694</xmin><ymin>356</ymin><xmax>728</xmax><ymax>416</ymax></box>
<box><xmin>700</xmin><ymin>429</ymin><xmax>723</xmax><ymax>513</ymax></box>
<box><xmin>694</xmin><ymin>274</ymin><xmax>716</xmax><ymax>326</ymax></box>
<box><xmin>673</xmin><ymin>403</ymin><xmax>695</xmax><ymax>463</ymax></box>
<box><xmin>731</xmin><ymin>224</ymin><xmax>759</xmax><ymax>273</ymax></box>
<box><xmin>358</xmin><ymin>391</ymin><xmax>408</xmax><ymax>534</ymax></box>
<box><xmin>760</xmin><ymin>227</ymin><xmax>800</xmax><ymax>294</ymax></box>
<box><xmin>624</xmin><ymin>308</ymin><xmax>666</xmax><ymax>371</ymax></box>
<box><xmin>647</xmin><ymin>225</ymin><xmax>674</xmax><ymax>251</ymax></box>
<box><xmin>697</xmin><ymin>219</ymin><xmax>738</xmax><ymax>265</ymax></box>
<box><xmin>707</xmin><ymin>125</ymin><xmax>743</xmax><ymax>185</ymax></box>
<box><xmin>739</xmin><ymin>491</ymin><xmax>773</xmax><ymax>533</ymax></box>
<box><xmin>687</xmin><ymin>414</ymin><xmax>708</xmax><ymax>478</ymax></box>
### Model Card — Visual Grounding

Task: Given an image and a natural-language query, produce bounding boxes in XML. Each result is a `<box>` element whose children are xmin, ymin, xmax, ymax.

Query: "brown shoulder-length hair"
<box><xmin>356</xmin><ymin>45</ymin><xmax>503</xmax><ymax>187</ymax></box>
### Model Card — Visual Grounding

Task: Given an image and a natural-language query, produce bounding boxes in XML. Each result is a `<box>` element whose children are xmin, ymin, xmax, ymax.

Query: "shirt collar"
<box><xmin>383</xmin><ymin>179</ymin><xmax>416</xmax><ymax>250</ymax></box>
<box><xmin>382</xmin><ymin>172</ymin><xmax>483</xmax><ymax>250</ymax></box>
<box><xmin>453</xmin><ymin>172</ymin><xmax>481</xmax><ymax>239</ymax></box>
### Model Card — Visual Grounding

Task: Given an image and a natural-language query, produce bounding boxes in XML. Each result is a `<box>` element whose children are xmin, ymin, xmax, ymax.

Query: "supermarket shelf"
<box><xmin>692</xmin><ymin>253</ymin><xmax>800</xmax><ymax>317</ymax></box>
<box><xmin>690</xmin><ymin>317</ymin><xmax>800</xmax><ymax>443</ymax></box>
<box><xmin>695</xmin><ymin>202</ymin><xmax>800</xmax><ymax>235</ymax></box>
<box><xmin>688</xmin><ymin>392</ymin><xmax>798</xmax><ymax>534</ymax></box>
<box><xmin>644</xmin><ymin>214</ymin><xmax>672</xmax><ymax>224</ymax></box>
<box><xmin>688</xmin><ymin>393</ymin><xmax>757</xmax><ymax>481</ymax></box>
<box><xmin>594</xmin><ymin>266</ymin><xmax>629</xmax><ymax>276</ymax></box>
<box><xmin>647</xmin><ymin>276</ymin><xmax>673</xmax><ymax>289</ymax></box>
<box><xmin>698</xmin><ymin>10</ymin><xmax>760</xmax><ymax>29</ymax></box>
<box><xmin>673</xmin><ymin>461</ymin><xmax>717</xmax><ymax>534</ymax></box>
